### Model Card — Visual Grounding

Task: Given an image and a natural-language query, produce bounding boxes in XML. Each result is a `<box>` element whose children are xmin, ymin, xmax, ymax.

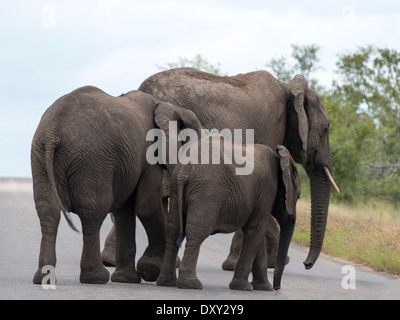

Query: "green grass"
<box><xmin>293</xmin><ymin>198</ymin><xmax>400</xmax><ymax>277</ymax></box>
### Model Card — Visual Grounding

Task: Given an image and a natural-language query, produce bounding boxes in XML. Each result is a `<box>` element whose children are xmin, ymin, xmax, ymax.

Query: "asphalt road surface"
<box><xmin>0</xmin><ymin>178</ymin><xmax>398</xmax><ymax>300</ymax></box>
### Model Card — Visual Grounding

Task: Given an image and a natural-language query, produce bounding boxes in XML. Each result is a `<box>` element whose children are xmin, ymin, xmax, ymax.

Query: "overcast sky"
<box><xmin>1</xmin><ymin>0</ymin><xmax>400</xmax><ymax>177</ymax></box>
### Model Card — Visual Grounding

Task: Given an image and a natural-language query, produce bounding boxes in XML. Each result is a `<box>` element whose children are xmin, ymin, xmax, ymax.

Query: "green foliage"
<box><xmin>322</xmin><ymin>94</ymin><xmax>375</xmax><ymax>201</ymax></box>
<box><xmin>157</xmin><ymin>54</ymin><xmax>223</xmax><ymax>75</ymax></box>
<box><xmin>266</xmin><ymin>44</ymin><xmax>322</xmax><ymax>90</ymax></box>
<box><xmin>330</xmin><ymin>46</ymin><xmax>400</xmax><ymax>203</ymax></box>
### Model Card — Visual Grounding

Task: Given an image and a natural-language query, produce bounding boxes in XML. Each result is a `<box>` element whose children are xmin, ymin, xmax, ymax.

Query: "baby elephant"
<box><xmin>154</xmin><ymin>103</ymin><xmax>301</xmax><ymax>291</ymax></box>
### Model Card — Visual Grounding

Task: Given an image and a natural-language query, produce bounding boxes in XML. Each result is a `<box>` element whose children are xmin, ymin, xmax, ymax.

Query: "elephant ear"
<box><xmin>277</xmin><ymin>145</ymin><xmax>301</xmax><ymax>216</ymax></box>
<box><xmin>155</xmin><ymin>103</ymin><xmax>204</xmax><ymax>171</ymax></box>
<box><xmin>155</xmin><ymin>102</ymin><xmax>203</xmax><ymax>137</ymax></box>
<box><xmin>154</xmin><ymin>102</ymin><xmax>180</xmax><ymax>134</ymax></box>
<box><xmin>289</xmin><ymin>75</ymin><xmax>309</xmax><ymax>157</ymax></box>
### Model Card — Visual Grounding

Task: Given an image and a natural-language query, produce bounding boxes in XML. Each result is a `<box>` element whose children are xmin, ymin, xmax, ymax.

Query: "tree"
<box><xmin>332</xmin><ymin>46</ymin><xmax>400</xmax><ymax>202</ymax></box>
<box><xmin>266</xmin><ymin>44</ymin><xmax>322</xmax><ymax>90</ymax></box>
<box><xmin>157</xmin><ymin>54</ymin><xmax>223</xmax><ymax>76</ymax></box>
<box><xmin>323</xmin><ymin>90</ymin><xmax>375</xmax><ymax>201</ymax></box>
<box><xmin>335</xmin><ymin>46</ymin><xmax>400</xmax><ymax>164</ymax></box>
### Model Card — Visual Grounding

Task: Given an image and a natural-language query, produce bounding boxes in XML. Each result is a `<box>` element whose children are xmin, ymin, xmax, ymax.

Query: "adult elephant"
<box><xmin>138</xmin><ymin>68</ymin><xmax>339</xmax><ymax>270</ymax></box>
<box><xmin>32</xmin><ymin>86</ymin><xmax>165</xmax><ymax>284</ymax></box>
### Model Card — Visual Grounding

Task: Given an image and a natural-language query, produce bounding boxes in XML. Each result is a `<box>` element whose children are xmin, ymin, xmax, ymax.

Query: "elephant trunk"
<box><xmin>303</xmin><ymin>171</ymin><xmax>331</xmax><ymax>269</ymax></box>
<box><xmin>273</xmin><ymin>214</ymin><xmax>296</xmax><ymax>290</ymax></box>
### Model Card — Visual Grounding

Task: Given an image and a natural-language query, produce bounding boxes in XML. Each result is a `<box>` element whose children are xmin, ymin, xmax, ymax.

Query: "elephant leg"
<box><xmin>266</xmin><ymin>216</ymin><xmax>290</xmax><ymax>268</ymax></box>
<box><xmin>251</xmin><ymin>236</ymin><xmax>273</xmax><ymax>291</ymax></box>
<box><xmin>176</xmin><ymin>210</ymin><xmax>210</xmax><ymax>290</ymax></box>
<box><xmin>33</xmin><ymin>199</ymin><xmax>61</xmax><ymax>285</ymax></box>
<box><xmin>176</xmin><ymin>239</ymin><xmax>204</xmax><ymax>290</ymax></box>
<box><xmin>162</xmin><ymin>196</ymin><xmax>182</xmax><ymax>269</ymax></box>
<box><xmin>222</xmin><ymin>230</ymin><xmax>243</xmax><ymax>271</ymax></box>
<box><xmin>229</xmin><ymin>219</ymin><xmax>265</xmax><ymax>291</ymax></box>
<box><xmin>156</xmin><ymin>223</ymin><xmax>179</xmax><ymax>287</ymax></box>
<box><xmin>101</xmin><ymin>224</ymin><xmax>116</xmax><ymax>267</ymax></box>
<box><xmin>157</xmin><ymin>194</ymin><xmax>179</xmax><ymax>287</ymax></box>
<box><xmin>111</xmin><ymin>199</ymin><xmax>141</xmax><ymax>283</ymax></box>
<box><xmin>156</xmin><ymin>240</ymin><xmax>179</xmax><ymax>287</ymax></box>
<box><xmin>136</xmin><ymin>169</ymin><xmax>166</xmax><ymax>282</ymax></box>
<box><xmin>266</xmin><ymin>216</ymin><xmax>279</xmax><ymax>268</ymax></box>
<box><xmin>78</xmin><ymin>210</ymin><xmax>110</xmax><ymax>284</ymax></box>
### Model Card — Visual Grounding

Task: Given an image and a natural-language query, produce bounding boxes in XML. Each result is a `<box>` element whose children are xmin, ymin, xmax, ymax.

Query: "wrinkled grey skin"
<box><xmin>221</xmin><ymin>223</ymin><xmax>286</xmax><ymax>272</ymax></box>
<box><xmin>31</xmin><ymin>86</ymin><xmax>165</xmax><ymax>284</ymax></box>
<box><xmin>101</xmin><ymin>189</ymin><xmax>283</xmax><ymax>271</ymax></box>
<box><xmin>154</xmin><ymin>103</ymin><xmax>301</xmax><ymax>291</ymax></box>
<box><xmin>138</xmin><ymin>68</ymin><xmax>337</xmax><ymax>270</ymax></box>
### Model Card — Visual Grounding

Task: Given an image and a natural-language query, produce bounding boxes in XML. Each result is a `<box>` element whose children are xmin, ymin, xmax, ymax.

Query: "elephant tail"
<box><xmin>44</xmin><ymin>142</ymin><xmax>79</xmax><ymax>233</ymax></box>
<box><xmin>176</xmin><ymin>167</ymin><xmax>190</xmax><ymax>247</ymax></box>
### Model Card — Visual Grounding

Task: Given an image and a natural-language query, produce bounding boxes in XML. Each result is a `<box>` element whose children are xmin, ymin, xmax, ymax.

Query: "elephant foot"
<box><xmin>177</xmin><ymin>269</ymin><xmax>203</xmax><ymax>289</ymax></box>
<box><xmin>137</xmin><ymin>255</ymin><xmax>163</xmax><ymax>282</ymax></box>
<box><xmin>111</xmin><ymin>268</ymin><xmax>141</xmax><ymax>283</ymax></box>
<box><xmin>176</xmin><ymin>277</ymin><xmax>203</xmax><ymax>290</ymax></box>
<box><xmin>80</xmin><ymin>264</ymin><xmax>110</xmax><ymax>284</ymax></box>
<box><xmin>229</xmin><ymin>278</ymin><xmax>253</xmax><ymax>291</ymax></box>
<box><xmin>251</xmin><ymin>280</ymin><xmax>273</xmax><ymax>291</ymax></box>
<box><xmin>33</xmin><ymin>268</ymin><xmax>56</xmax><ymax>285</ymax></box>
<box><xmin>101</xmin><ymin>247</ymin><xmax>115</xmax><ymax>267</ymax></box>
<box><xmin>156</xmin><ymin>273</ymin><xmax>177</xmax><ymax>287</ymax></box>
<box><xmin>33</xmin><ymin>269</ymin><xmax>45</xmax><ymax>285</ymax></box>
<box><xmin>221</xmin><ymin>256</ymin><xmax>236</xmax><ymax>271</ymax></box>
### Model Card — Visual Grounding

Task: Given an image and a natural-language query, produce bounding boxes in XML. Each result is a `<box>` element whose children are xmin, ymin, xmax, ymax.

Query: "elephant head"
<box><xmin>284</xmin><ymin>75</ymin><xmax>340</xmax><ymax>269</ymax></box>
<box><xmin>272</xmin><ymin>145</ymin><xmax>301</xmax><ymax>290</ymax></box>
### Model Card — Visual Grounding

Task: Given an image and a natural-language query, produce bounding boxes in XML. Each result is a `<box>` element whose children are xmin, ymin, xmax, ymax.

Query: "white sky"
<box><xmin>1</xmin><ymin>0</ymin><xmax>400</xmax><ymax>177</ymax></box>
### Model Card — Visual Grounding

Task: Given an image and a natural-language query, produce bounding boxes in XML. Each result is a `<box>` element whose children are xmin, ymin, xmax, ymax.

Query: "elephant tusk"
<box><xmin>323</xmin><ymin>166</ymin><xmax>340</xmax><ymax>194</ymax></box>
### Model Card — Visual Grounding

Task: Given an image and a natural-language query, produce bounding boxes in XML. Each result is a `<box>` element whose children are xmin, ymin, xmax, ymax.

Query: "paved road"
<box><xmin>0</xmin><ymin>178</ymin><xmax>398</xmax><ymax>300</ymax></box>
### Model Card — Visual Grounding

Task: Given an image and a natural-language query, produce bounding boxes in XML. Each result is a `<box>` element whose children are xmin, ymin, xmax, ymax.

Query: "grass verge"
<box><xmin>293</xmin><ymin>198</ymin><xmax>400</xmax><ymax>276</ymax></box>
